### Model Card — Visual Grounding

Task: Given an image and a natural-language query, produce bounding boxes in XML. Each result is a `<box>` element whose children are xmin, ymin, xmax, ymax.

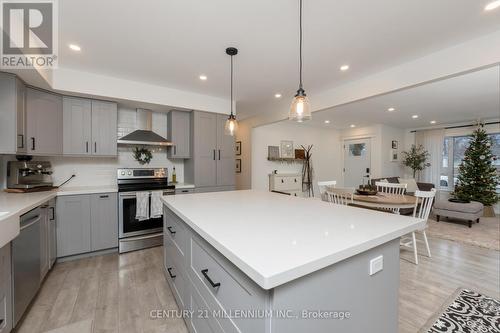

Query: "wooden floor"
<box><xmin>15</xmin><ymin>235</ymin><xmax>499</xmax><ymax>333</ymax></box>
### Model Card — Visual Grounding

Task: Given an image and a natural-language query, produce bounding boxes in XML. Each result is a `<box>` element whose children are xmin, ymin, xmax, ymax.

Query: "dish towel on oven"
<box><xmin>150</xmin><ymin>191</ymin><xmax>163</xmax><ymax>218</ymax></box>
<box><xmin>135</xmin><ymin>191</ymin><xmax>150</xmax><ymax>221</ymax></box>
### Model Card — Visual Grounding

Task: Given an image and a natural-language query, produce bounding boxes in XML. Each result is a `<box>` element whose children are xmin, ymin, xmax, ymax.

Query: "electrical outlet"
<box><xmin>369</xmin><ymin>255</ymin><xmax>383</xmax><ymax>276</ymax></box>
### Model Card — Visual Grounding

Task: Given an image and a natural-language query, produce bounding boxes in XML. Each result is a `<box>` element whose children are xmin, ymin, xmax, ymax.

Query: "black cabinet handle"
<box><xmin>49</xmin><ymin>207</ymin><xmax>55</xmax><ymax>220</ymax></box>
<box><xmin>167</xmin><ymin>267</ymin><xmax>176</xmax><ymax>278</ymax></box>
<box><xmin>181</xmin><ymin>190</ymin><xmax>188</xmax><ymax>193</ymax></box>
<box><xmin>99</xmin><ymin>195</ymin><xmax>109</xmax><ymax>198</ymax></box>
<box><xmin>294</xmin><ymin>179</ymin><xmax>297</xmax><ymax>183</ymax></box>
<box><xmin>86</xmin><ymin>141</ymin><xmax>89</xmax><ymax>153</ymax></box>
<box><xmin>201</xmin><ymin>269</ymin><xmax>220</xmax><ymax>288</ymax></box>
<box><xmin>94</xmin><ymin>142</ymin><xmax>97</xmax><ymax>153</ymax></box>
<box><xmin>218</xmin><ymin>150</ymin><xmax>221</xmax><ymax>160</ymax></box>
<box><xmin>213</xmin><ymin>149</ymin><xmax>216</xmax><ymax>160</ymax></box>
<box><xmin>281</xmin><ymin>179</ymin><xmax>284</xmax><ymax>183</ymax></box>
<box><xmin>31</xmin><ymin>137</ymin><xmax>35</xmax><ymax>150</ymax></box>
<box><xmin>174</xmin><ymin>145</ymin><xmax>176</xmax><ymax>155</ymax></box>
<box><xmin>167</xmin><ymin>226</ymin><xmax>176</xmax><ymax>235</ymax></box>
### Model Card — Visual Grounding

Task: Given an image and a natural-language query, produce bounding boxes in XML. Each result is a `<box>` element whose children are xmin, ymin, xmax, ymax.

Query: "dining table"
<box><xmin>352</xmin><ymin>192</ymin><xmax>417</xmax><ymax>213</ymax></box>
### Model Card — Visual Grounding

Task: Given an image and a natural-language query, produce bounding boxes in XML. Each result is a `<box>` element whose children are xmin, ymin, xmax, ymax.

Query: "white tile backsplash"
<box><xmin>0</xmin><ymin>107</ymin><xmax>184</xmax><ymax>189</ymax></box>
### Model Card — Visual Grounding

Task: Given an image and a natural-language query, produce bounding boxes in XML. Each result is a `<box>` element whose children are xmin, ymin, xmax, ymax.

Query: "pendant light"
<box><xmin>289</xmin><ymin>0</ymin><xmax>311</xmax><ymax>122</ymax></box>
<box><xmin>224</xmin><ymin>47</ymin><xmax>238</xmax><ymax>136</ymax></box>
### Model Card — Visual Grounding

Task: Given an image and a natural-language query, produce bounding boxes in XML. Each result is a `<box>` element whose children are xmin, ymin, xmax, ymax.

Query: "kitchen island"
<box><xmin>161</xmin><ymin>190</ymin><xmax>425</xmax><ymax>333</ymax></box>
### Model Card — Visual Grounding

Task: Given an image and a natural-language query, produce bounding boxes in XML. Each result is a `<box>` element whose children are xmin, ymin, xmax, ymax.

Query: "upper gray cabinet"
<box><xmin>62</xmin><ymin>97</ymin><xmax>117</xmax><ymax>156</ymax></box>
<box><xmin>91</xmin><ymin>100</ymin><xmax>117</xmax><ymax>156</ymax></box>
<box><xmin>184</xmin><ymin>111</ymin><xmax>235</xmax><ymax>190</ymax></box>
<box><xmin>26</xmin><ymin>88</ymin><xmax>63</xmax><ymax>156</ymax></box>
<box><xmin>63</xmin><ymin>97</ymin><xmax>92</xmax><ymax>155</ymax></box>
<box><xmin>167</xmin><ymin>110</ymin><xmax>191</xmax><ymax>159</ymax></box>
<box><xmin>0</xmin><ymin>73</ymin><xmax>26</xmax><ymax>155</ymax></box>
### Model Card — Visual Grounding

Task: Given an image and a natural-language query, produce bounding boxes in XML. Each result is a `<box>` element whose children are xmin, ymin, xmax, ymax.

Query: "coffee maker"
<box><xmin>7</xmin><ymin>158</ymin><xmax>53</xmax><ymax>189</ymax></box>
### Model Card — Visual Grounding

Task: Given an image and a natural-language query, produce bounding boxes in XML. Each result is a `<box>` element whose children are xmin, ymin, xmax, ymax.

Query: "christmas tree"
<box><xmin>453</xmin><ymin>125</ymin><xmax>499</xmax><ymax>206</ymax></box>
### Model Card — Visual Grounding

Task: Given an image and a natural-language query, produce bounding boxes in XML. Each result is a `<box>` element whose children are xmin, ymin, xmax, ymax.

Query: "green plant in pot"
<box><xmin>401</xmin><ymin>144</ymin><xmax>430</xmax><ymax>179</ymax></box>
<box><xmin>452</xmin><ymin>125</ymin><xmax>499</xmax><ymax>217</ymax></box>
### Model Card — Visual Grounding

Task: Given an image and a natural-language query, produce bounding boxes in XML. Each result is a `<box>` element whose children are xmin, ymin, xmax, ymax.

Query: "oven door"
<box><xmin>118</xmin><ymin>191</ymin><xmax>167</xmax><ymax>238</ymax></box>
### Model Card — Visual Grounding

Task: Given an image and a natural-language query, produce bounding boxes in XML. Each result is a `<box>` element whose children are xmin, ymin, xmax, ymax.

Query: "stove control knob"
<box><xmin>121</xmin><ymin>171</ymin><xmax>125</xmax><ymax>175</ymax></box>
<box><xmin>128</xmin><ymin>171</ymin><xmax>132</xmax><ymax>175</ymax></box>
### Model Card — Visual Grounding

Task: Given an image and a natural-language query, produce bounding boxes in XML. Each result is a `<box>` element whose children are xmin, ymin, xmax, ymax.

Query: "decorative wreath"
<box><xmin>133</xmin><ymin>147</ymin><xmax>153</xmax><ymax>165</ymax></box>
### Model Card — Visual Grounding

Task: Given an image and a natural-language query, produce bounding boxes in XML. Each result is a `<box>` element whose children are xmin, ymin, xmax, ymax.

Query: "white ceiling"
<box><xmin>56</xmin><ymin>0</ymin><xmax>500</xmax><ymax>118</ymax></box>
<box><xmin>305</xmin><ymin>65</ymin><xmax>500</xmax><ymax>129</ymax></box>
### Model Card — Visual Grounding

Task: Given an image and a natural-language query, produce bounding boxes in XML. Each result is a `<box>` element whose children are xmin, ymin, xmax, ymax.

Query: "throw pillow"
<box><xmin>398</xmin><ymin>178</ymin><xmax>419</xmax><ymax>193</ymax></box>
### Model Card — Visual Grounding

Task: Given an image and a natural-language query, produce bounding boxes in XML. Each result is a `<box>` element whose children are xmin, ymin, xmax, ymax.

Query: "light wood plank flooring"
<box><xmin>15</xmin><ymin>236</ymin><xmax>499</xmax><ymax>333</ymax></box>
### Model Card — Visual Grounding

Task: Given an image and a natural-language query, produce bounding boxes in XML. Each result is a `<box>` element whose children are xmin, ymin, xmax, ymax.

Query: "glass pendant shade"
<box><xmin>289</xmin><ymin>94</ymin><xmax>311</xmax><ymax>122</ymax></box>
<box><xmin>224</xmin><ymin>114</ymin><xmax>238</xmax><ymax>136</ymax></box>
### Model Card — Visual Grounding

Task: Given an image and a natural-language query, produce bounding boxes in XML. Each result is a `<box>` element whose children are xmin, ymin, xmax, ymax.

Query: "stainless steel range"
<box><xmin>117</xmin><ymin>168</ymin><xmax>174</xmax><ymax>253</ymax></box>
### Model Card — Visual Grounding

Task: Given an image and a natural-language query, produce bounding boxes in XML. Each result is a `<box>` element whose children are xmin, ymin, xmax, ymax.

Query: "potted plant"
<box><xmin>401</xmin><ymin>144</ymin><xmax>430</xmax><ymax>179</ymax></box>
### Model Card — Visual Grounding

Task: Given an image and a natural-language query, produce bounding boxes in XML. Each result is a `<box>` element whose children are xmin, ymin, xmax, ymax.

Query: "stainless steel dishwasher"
<box><xmin>12</xmin><ymin>207</ymin><xmax>41</xmax><ymax>326</ymax></box>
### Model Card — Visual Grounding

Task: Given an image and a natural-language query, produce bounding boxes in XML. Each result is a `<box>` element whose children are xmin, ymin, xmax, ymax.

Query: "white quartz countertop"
<box><xmin>0</xmin><ymin>185</ymin><xmax>117</xmax><ymax>248</ymax></box>
<box><xmin>162</xmin><ymin>190</ymin><xmax>425</xmax><ymax>290</ymax></box>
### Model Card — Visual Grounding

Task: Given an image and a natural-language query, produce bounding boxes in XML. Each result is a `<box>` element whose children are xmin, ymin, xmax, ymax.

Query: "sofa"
<box><xmin>370</xmin><ymin>177</ymin><xmax>435</xmax><ymax>215</ymax></box>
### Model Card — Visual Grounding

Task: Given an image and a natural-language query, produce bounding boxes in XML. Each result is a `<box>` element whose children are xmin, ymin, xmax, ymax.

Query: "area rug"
<box><xmin>426</xmin><ymin>215</ymin><xmax>500</xmax><ymax>251</ymax></box>
<box><xmin>419</xmin><ymin>289</ymin><xmax>500</xmax><ymax>333</ymax></box>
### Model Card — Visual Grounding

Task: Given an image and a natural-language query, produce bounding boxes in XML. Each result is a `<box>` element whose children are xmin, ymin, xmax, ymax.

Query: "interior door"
<box><xmin>216</xmin><ymin>114</ymin><xmax>235</xmax><ymax>186</ymax></box>
<box><xmin>343</xmin><ymin>138</ymin><xmax>371</xmax><ymax>187</ymax></box>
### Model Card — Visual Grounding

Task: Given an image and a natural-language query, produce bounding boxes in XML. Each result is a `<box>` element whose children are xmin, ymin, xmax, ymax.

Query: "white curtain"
<box><xmin>415</xmin><ymin>129</ymin><xmax>444</xmax><ymax>186</ymax></box>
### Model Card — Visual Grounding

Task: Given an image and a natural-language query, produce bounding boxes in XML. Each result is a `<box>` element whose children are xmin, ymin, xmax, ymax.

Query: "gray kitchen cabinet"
<box><xmin>63</xmin><ymin>97</ymin><xmax>92</xmax><ymax>155</ymax></box>
<box><xmin>90</xmin><ymin>193</ymin><xmax>118</xmax><ymax>251</ymax></box>
<box><xmin>56</xmin><ymin>195</ymin><xmax>91</xmax><ymax>257</ymax></box>
<box><xmin>216</xmin><ymin>114</ymin><xmax>235</xmax><ymax>186</ymax></box>
<box><xmin>26</xmin><ymin>87</ymin><xmax>63</xmax><ymax>155</ymax></box>
<box><xmin>184</xmin><ymin>111</ymin><xmax>235</xmax><ymax>191</ymax></box>
<box><xmin>167</xmin><ymin>110</ymin><xmax>191</xmax><ymax>159</ymax></box>
<box><xmin>0</xmin><ymin>73</ymin><xmax>26</xmax><ymax>155</ymax></box>
<box><xmin>40</xmin><ymin>203</ymin><xmax>50</xmax><ymax>281</ymax></box>
<box><xmin>91</xmin><ymin>100</ymin><xmax>117</xmax><ymax>156</ymax></box>
<box><xmin>0</xmin><ymin>244</ymin><xmax>12</xmax><ymax>333</ymax></box>
<box><xmin>57</xmin><ymin>193</ymin><xmax>117</xmax><ymax>258</ymax></box>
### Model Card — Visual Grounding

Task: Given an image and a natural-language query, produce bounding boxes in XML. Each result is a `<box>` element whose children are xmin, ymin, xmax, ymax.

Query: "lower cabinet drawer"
<box><xmin>164</xmin><ymin>253</ymin><xmax>188</xmax><ymax>310</ymax></box>
<box><xmin>189</xmin><ymin>236</ymin><xmax>267</xmax><ymax>333</ymax></box>
<box><xmin>164</xmin><ymin>208</ymin><xmax>188</xmax><ymax>261</ymax></box>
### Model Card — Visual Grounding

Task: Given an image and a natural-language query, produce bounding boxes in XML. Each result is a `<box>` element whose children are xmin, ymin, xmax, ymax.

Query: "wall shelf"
<box><xmin>267</xmin><ymin>157</ymin><xmax>304</xmax><ymax>163</ymax></box>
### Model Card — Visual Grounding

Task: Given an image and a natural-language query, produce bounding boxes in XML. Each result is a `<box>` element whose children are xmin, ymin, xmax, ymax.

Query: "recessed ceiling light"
<box><xmin>350</xmin><ymin>124</ymin><xmax>356</xmax><ymax>128</ymax></box>
<box><xmin>340</xmin><ymin>65</ymin><xmax>350</xmax><ymax>71</ymax></box>
<box><xmin>430</xmin><ymin>120</ymin><xmax>437</xmax><ymax>124</ymax></box>
<box><xmin>412</xmin><ymin>115</ymin><xmax>419</xmax><ymax>119</ymax></box>
<box><xmin>485</xmin><ymin>0</ymin><xmax>500</xmax><ymax>11</ymax></box>
<box><xmin>387</xmin><ymin>107</ymin><xmax>396</xmax><ymax>112</ymax></box>
<box><xmin>199</xmin><ymin>75</ymin><xmax>207</xmax><ymax>81</ymax></box>
<box><xmin>324</xmin><ymin>120</ymin><xmax>330</xmax><ymax>124</ymax></box>
<box><xmin>68</xmin><ymin>44</ymin><xmax>81</xmax><ymax>51</ymax></box>
<box><xmin>274</xmin><ymin>93</ymin><xmax>282</xmax><ymax>98</ymax></box>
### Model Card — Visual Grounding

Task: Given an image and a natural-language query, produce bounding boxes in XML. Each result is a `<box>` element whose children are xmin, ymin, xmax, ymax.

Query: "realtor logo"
<box><xmin>1</xmin><ymin>0</ymin><xmax>58</xmax><ymax>68</ymax></box>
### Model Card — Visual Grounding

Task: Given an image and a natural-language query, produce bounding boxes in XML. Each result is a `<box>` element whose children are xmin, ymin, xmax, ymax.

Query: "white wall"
<box><xmin>251</xmin><ymin>121</ymin><xmax>341</xmax><ymax>197</ymax></box>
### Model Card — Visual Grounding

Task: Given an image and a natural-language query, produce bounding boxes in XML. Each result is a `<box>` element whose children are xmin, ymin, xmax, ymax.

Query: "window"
<box><xmin>441</xmin><ymin>133</ymin><xmax>500</xmax><ymax>190</ymax></box>
<box><xmin>349</xmin><ymin>143</ymin><xmax>366</xmax><ymax>157</ymax></box>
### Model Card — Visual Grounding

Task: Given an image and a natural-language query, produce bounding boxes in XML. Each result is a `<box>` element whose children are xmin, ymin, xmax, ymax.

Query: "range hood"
<box><xmin>117</xmin><ymin>109</ymin><xmax>172</xmax><ymax>146</ymax></box>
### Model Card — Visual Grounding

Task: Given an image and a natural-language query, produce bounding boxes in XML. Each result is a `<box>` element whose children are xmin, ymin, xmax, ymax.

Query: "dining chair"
<box><xmin>325</xmin><ymin>187</ymin><xmax>354</xmax><ymax>206</ymax></box>
<box><xmin>400</xmin><ymin>189</ymin><xmax>436</xmax><ymax>265</ymax></box>
<box><xmin>375</xmin><ymin>182</ymin><xmax>407</xmax><ymax>214</ymax></box>
<box><xmin>375</xmin><ymin>181</ymin><xmax>407</xmax><ymax>195</ymax></box>
<box><xmin>318</xmin><ymin>181</ymin><xmax>337</xmax><ymax>201</ymax></box>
